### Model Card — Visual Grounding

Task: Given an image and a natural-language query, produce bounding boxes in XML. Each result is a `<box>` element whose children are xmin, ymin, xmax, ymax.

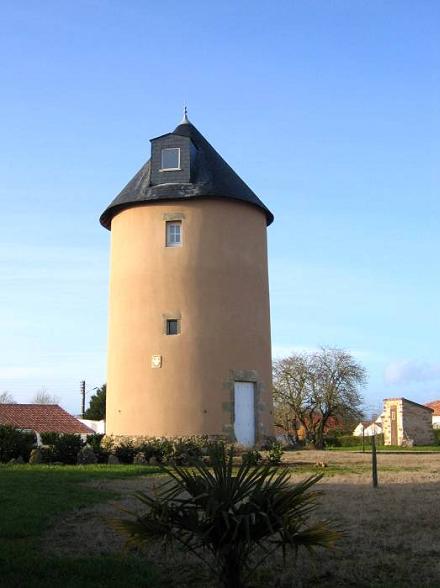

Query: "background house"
<box><xmin>382</xmin><ymin>398</ymin><xmax>434</xmax><ymax>446</ymax></box>
<box><xmin>425</xmin><ymin>401</ymin><xmax>440</xmax><ymax>429</ymax></box>
<box><xmin>78</xmin><ymin>418</ymin><xmax>105</xmax><ymax>434</ymax></box>
<box><xmin>353</xmin><ymin>419</ymin><xmax>383</xmax><ymax>437</ymax></box>
<box><xmin>0</xmin><ymin>404</ymin><xmax>94</xmax><ymax>445</ymax></box>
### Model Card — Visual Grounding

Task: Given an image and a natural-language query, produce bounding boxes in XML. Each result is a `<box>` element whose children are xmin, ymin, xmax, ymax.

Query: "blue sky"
<box><xmin>0</xmin><ymin>0</ymin><xmax>439</xmax><ymax>416</ymax></box>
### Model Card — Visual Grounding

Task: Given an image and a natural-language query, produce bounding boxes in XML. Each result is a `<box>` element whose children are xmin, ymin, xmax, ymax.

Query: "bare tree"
<box><xmin>31</xmin><ymin>387</ymin><xmax>59</xmax><ymax>405</ymax></box>
<box><xmin>273</xmin><ymin>347</ymin><xmax>366</xmax><ymax>449</ymax></box>
<box><xmin>273</xmin><ymin>401</ymin><xmax>300</xmax><ymax>445</ymax></box>
<box><xmin>0</xmin><ymin>391</ymin><xmax>16</xmax><ymax>404</ymax></box>
<box><xmin>273</xmin><ymin>353</ymin><xmax>311</xmax><ymax>445</ymax></box>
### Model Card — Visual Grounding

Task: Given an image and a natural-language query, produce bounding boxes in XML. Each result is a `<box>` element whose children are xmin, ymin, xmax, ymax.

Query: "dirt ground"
<box><xmin>42</xmin><ymin>451</ymin><xmax>440</xmax><ymax>587</ymax></box>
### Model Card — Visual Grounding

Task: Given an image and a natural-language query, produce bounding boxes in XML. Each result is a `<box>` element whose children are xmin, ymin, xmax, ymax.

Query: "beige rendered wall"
<box><xmin>105</xmin><ymin>199</ymin><xmax>273</xmax><ymax>441</ymax></box>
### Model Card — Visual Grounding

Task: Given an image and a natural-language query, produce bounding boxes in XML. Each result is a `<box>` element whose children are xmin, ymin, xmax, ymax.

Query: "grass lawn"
<box><xmin>0</xmin><ymin>464</ymin><xmax>162</xmax><ymax>588</ymax></box>
<box><xmin>3</xmin><ymin>454</ymin><xmax>440</xmax><ymax>587</ymax></box>
<box><xmin>327</xmin><ymin>445</ymin><xmax>440</xmax><ymax>452</ymax></box>
<box><xmin>288</xmin><ymin>463</ymin><xmax>422</xmax><ymax>476</ymax></box>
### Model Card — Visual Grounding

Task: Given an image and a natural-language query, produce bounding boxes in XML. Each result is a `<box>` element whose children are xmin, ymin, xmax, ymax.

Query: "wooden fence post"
<box><xmin>372</xmin><ymin>434</ymin><xmax>378</xmax><ymax>488</ymax></box>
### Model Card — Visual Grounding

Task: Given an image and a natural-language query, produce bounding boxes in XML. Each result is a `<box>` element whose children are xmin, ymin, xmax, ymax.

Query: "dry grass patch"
<box><xmin>42</xmin><ymin>452</ymin><xmax>440</xmax><ymax>586</ymax></box>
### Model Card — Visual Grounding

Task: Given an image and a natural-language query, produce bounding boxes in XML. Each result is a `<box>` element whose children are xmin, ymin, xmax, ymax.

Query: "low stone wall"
<box><xmin>101</xmin><ymin>434</ymin><xmax>227</xmax><ymax>450</ymax></box>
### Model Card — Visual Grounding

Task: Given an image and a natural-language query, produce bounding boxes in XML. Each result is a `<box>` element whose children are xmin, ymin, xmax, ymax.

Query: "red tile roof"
<box><xmin>425</xmin><ymin>401</ymin><xmax>440</xmax><ymax>416</ymax></box>
<box><xmin>0</xmin><ymin>404</ymin><xmax>94</xmax><ymax>434</ymax></box>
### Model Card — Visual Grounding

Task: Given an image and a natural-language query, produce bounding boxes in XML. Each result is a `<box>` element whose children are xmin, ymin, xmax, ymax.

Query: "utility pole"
<box><xmin>80</xmin><ymin>380</ymin><xmax>86</xmax><ymax>418</ymax></box>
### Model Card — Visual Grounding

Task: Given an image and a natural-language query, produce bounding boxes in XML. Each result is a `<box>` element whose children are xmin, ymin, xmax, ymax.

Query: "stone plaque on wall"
<box><xmin>151</xmin><ymin>355</ymin><xmax>162</xmax><ymax>368</ymax></box>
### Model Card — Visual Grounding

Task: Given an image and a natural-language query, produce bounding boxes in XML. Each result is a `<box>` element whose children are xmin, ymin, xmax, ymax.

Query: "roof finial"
<box><xmin>180</xmin><ymin>104</ymin><xmax>190</xmax><ymax>124</ymax></box>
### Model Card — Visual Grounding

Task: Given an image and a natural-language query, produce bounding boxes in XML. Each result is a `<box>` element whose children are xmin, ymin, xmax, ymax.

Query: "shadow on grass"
<box><xmin>2</xmin><ymin>554</ymin><xmax>159</xmax><ymax>588</ymax></box>
<box><xmin>282</xmin><ymin>479</ymin><xmax>440</xmax><ymax>587</ymax></box>
<box><xmin>2</xmin><ymin>465</ymin><xmax>440</xmax><ymax>587</ymax></box>
<box><xmin>0</xmin><ymin>464</ymin><xmax>162</xmax><ymax>587</ymax></box>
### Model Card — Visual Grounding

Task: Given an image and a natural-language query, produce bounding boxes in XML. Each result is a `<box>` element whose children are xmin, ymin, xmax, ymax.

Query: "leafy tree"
<box><xmin>273</xmin><ymin>347</ymin><xmax>366</xmax><ymax>449</ymax></box>
<box><xmin>112</xmin><ymin>444</ymin><xmax>339</xmax><ymax>588</ymax></box>
<box><xmin>0</xmin><ymin>391</ymin><xmax>16</xmax><ymax>404</ymax></box>
<box><xmin>84</xmin><ymin>384</ymin><xmax>106</xmax><ymax>420</ymax></box>
<box><xmin>31</xmin><ymin>388</ymin><xmax>59</xmax><ymax>404</ymax></box>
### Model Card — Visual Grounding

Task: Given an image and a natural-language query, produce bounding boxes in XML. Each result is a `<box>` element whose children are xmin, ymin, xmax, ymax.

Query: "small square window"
<box><xmin>161</xmin><ymin>148</ymin><xmax>180</xmax><ymax>170</ymax></box>
<box><xmin>166</xmin><ymin>221</ymin><xmax>182</xmax><ymax>247</ymax></box>
<box><xmin>166</xmin><ymin>319</ymin><xmax>179</xmax><ymax>335</ymax></box>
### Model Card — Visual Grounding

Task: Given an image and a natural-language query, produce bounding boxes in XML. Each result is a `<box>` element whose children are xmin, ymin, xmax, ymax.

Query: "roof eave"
<box><xmin>99</xmin><ymin>195</ymin><xmax>274</xmax><ymax>231</ymax></box>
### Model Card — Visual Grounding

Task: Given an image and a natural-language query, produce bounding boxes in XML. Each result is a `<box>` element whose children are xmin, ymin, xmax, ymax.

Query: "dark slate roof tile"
<box><xmin>100</xmin><ymin>120</ymin><xmax>273</xmax><ymax>229</ymax></box>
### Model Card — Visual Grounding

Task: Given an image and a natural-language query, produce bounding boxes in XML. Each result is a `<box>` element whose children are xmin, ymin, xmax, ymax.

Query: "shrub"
<box><xmin>133</xmin><ymin>451</ymin><xmax>148</xmax><ymax>464</ymax></box>
<box><xmin>136</xmin><ymin>440</ymin><xmax>156</xmax><ymax>462</ymax></box>
<box><xmin>241</xmin><ymin>448</ymin><xmax>262</xmax><ymax>465</ymax></box>
<box><xmin>103</xmin><ymin>435</ymin><xmax>226</xmax><ymax>465</ymax></box>
<box><xmin>172</xmin><ymin>436</ymin><xmax>205</xmax><ymax>464</ymax></box>
<box><xmin>114</xmin><ymin>440</ymin><xmax>136</xmax><ymax>464</ymax></box>
<box><xmin>40</xmin><ymin>432</ymin><xmax>61</xmax><ymax>446</ymax></box>
<box><xmin>86</xmin><ymin>434</ymin><xmax>108</xmax><ymax>463</ymax></box>
<box><xmin>137</xmin><ymin>438</ymin><xmax>174</xmax><ymax>463</ymax></box>
<box><xmin>39</xmin><ymin>446</ymin><xmax>56</xmax><ymax>463</ymax></box>
<box><xmin>100</xmin><ymin>435</ymin><xmax>115</xmax><ymax>453</ymax></box>
<box><xmin>77</xmin><ymin>444</ymin><xmax>98</xmax><ymax>465</ymax></box>
<box><xmin>0</xmin><ymin>426</ymin><xmax>35</xmax><ymax>462</ymax></box>
<box><xmin>45</xmin><ymin>434</ymin><xmax>84</xmax><ymax>464</ymax></box>
<box><xmin>434</xmin><ymin>429</ymin><xmax>440</xmax><ymax>445</ymax></box>
<box><xmin>155</xmin><ymin>438</ymin><xmax>174</xmax><ymax>463</ymax></box>
<box><xmin>56</xmin><ymin>434</ymin><xmax>84</xmax><ymax>464</ymax></box>
<box><xmin>266</xmin><ymin>440</ymin><xmax>284</xmax><ymax>465</ymax></box>
<box><xmin>325</xmin><ymin>434</ymin><xmax>384</xmax><ymax>448</ymax></box>
<box><xmin>112</xmin><ymin>445</ymin><xmax>340</xmax><ymax>588</ymax></box>
<box><xmin>374</xmin><ymin>433</ymin><xmax>385</xmax><ymax>446</ymax></box>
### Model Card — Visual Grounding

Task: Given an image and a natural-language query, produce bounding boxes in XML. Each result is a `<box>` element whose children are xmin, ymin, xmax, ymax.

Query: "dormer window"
<box><xmin>161</xmin><ymin>148</ymin><xmax>180</xmax><ymax>171</ymax></box>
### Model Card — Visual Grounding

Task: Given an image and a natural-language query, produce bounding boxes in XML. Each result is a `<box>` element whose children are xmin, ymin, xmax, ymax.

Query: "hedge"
<box><xmin>0</xmin><ymin>425</ymin><xmax>36</xmax><ymax>462</ymax></box>
<box><xmin>325</xmin><ymin>434</ymin><xmax>385</xmax><ymax>447</ymax></box>
<box><xmin>40</xmin><ymin>433</ymin><xmax>84</xmax><ymax>464</ymax></box>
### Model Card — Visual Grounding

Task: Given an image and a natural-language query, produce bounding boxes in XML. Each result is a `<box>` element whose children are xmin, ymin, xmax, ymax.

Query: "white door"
<box><xmin>234</xmin><ymin>382</ymin><xmax>255</xmax><ymax>446</ymax></box>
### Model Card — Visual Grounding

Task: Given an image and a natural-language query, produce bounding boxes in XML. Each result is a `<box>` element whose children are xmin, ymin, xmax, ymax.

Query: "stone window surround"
<box><xmin>221</xmin><ymin>369</ymin><xmax>268</xmax><ymax>444</ymax></box>
<box><xmin>163</xmin><ymin>213</ymin><xmax>185</xmax><ymax>247</ymax></box>
<box><xmin>165</xmin><ymin>220</ymin><xmax>182</xmax><ymax>247</ymax></box>
<box><xmin>162</xmin><ymin>312</ymin><xmax>182</xmax><ymax>335</ymax></box>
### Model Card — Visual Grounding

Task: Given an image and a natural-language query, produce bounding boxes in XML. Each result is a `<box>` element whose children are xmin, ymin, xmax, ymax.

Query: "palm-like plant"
<box><xmin>112</xmin><ymin>445</ymin><xmax>339</xmax><ymax>587</ymax></box>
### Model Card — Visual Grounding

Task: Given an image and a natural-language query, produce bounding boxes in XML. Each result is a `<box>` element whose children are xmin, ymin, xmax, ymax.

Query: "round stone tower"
<box><xmin>100</xmin><ymin>113</ymin><xmax>274</xmax><ymax>445</ymax></box>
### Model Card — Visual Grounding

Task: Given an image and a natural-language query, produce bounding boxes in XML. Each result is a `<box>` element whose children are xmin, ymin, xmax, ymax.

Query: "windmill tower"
<box><xmin>100</xmin><ymin>113</ymin><xmax>274</xmax><ymax>445</ymax></box>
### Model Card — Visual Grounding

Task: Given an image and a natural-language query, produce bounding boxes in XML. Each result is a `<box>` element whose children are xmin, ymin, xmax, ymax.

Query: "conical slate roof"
<box><xmin>99</xmin><ymin>118</ymin><xmax>274</xmax><ymax>229</ymax></box>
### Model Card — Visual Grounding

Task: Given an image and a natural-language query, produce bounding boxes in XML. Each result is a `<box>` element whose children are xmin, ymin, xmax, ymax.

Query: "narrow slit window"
<box><xmin>166</xmin><ymin>319</ymin><xmax>179</xmax><ymax>335</ymax></box>
<box><xmin>166</xmin><ymin>221</ymin><xmax>182</xmax><ymax>247</ymax></box>
<box><xmin>161</xmin><ymin>148</ymin><xmax>180</xmax><ymax>170</ymax></box>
